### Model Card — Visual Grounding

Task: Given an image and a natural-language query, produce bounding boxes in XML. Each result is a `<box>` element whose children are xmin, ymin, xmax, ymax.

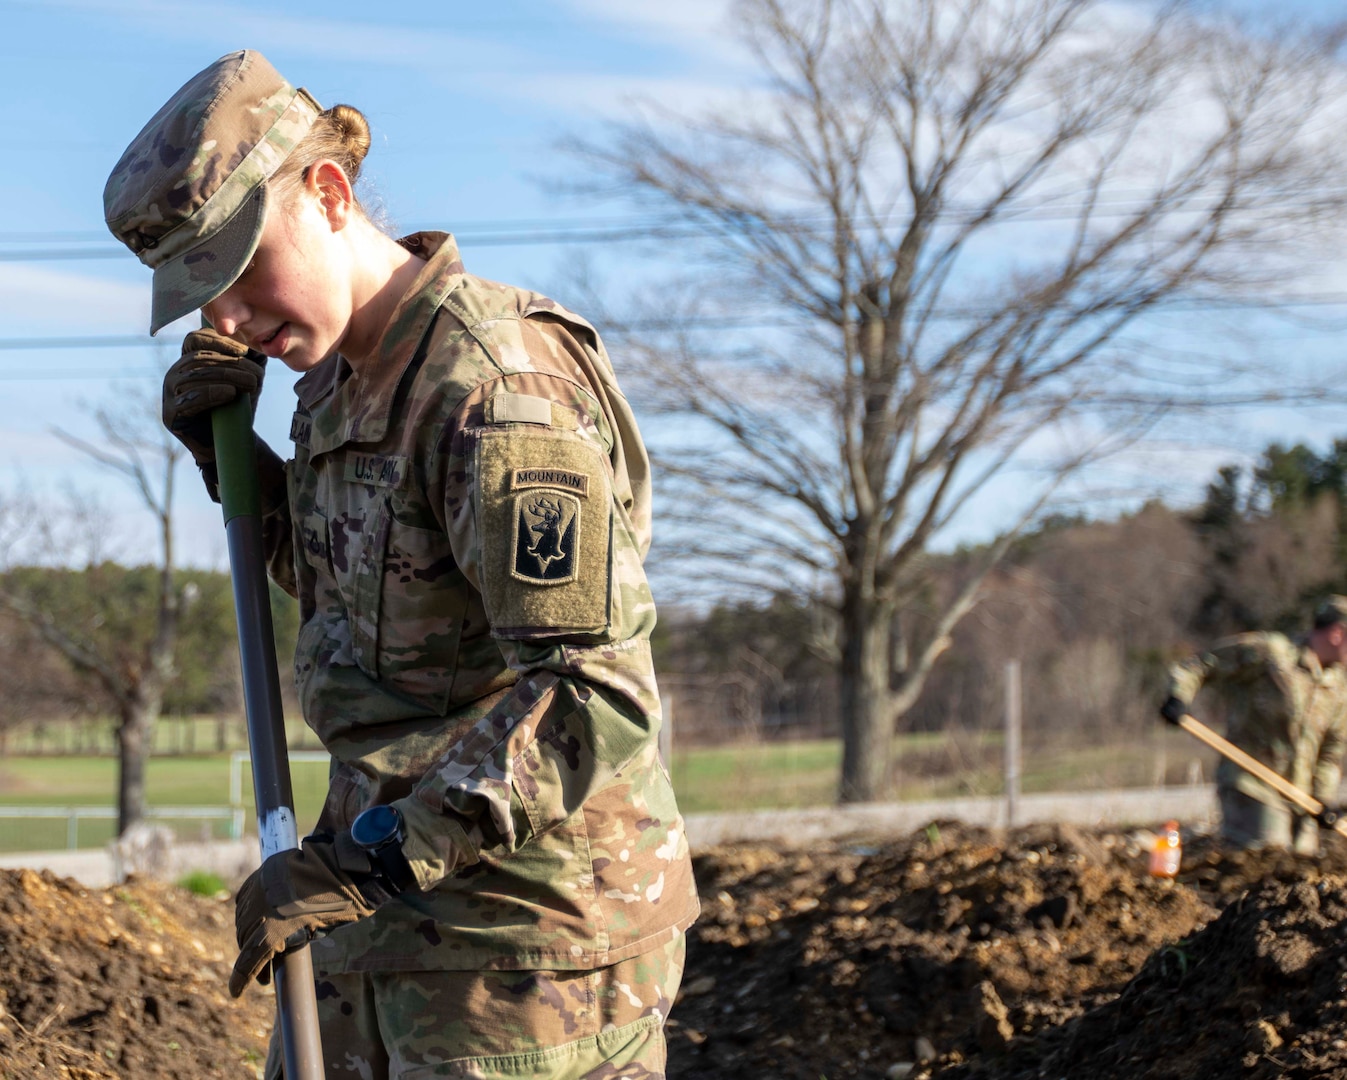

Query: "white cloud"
<box><xmin>561</xmin><ymin>0</ymin><xmax>744</xmax><ymax>60</ymax></box>
<box><xmin>510</xmin><ymin>72</ymin><xmax>753</xmax><ymax>122</ymax></box>
<box><xmin>24</xmin><ymin>0</ymin><xmax>753</xmax><ymax>123</ymax></box>
<box><xmin>12</xmin><ymin>0</ymin><xmax>501</xmax><ymax>68</ymax></box>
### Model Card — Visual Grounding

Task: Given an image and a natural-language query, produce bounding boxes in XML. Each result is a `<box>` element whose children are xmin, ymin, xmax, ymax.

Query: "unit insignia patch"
<box><xmin>512</xmin><ymin>492</ymin><xmax>580</xmax><ymax>584</ymax></box>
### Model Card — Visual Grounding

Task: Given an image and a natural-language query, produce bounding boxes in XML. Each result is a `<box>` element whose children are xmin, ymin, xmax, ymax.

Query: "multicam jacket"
<box><xmin>260</xmin><ymin>232</ymin><xmax>698</xmax><ymax>973</ymax></box>
<box><xmin>1167</xmin><ymin>631</ymin><xmax>1347</xmax><ymax>809</ymax></box>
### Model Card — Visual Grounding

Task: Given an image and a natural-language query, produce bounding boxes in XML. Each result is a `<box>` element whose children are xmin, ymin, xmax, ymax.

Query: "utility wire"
<box><xmin>4</xmin><ymin>292</ymin><xmax>1347</xmax><ymax>355</ymax></box>
<box><xmin>10</xmin><ymin>190</ymin><xmax>1347</xmax><ymax>261</ymax></box>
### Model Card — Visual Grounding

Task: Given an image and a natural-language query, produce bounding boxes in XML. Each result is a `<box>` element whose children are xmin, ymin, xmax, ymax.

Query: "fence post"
<box><xmin>1004</xmin><ymin>660</ymin><xmax>1021</xmax><ymax>828</ymax></box>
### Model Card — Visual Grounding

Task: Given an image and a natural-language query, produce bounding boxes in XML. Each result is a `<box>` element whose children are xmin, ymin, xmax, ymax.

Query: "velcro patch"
<box><xmin>344</xmin><ymin>453</ymin><xmax>408</xmax><ymax>489</ymax></box>
<box><xmin>476</xmin><ymin>429</ymin><xmax>611</xmax><ymax>637</ymax></box>
<box><xmin>512</xmin><ymin>467</ymin><xmax>589</xmax><ymax>497</ymax></box>
<box><xmin>290</xmin><ymin>412</ymin><xmax>312</xmax><ymax>447</ymax></box>
<box><xmin>512</xmin><ymin>492</ymin><xmax>580</xmax><ymax>584</ymax></box>
<box><xmin>487</xmin><ymin>392</ymin><xmax>553</xmax><ymax>426</ymax></box>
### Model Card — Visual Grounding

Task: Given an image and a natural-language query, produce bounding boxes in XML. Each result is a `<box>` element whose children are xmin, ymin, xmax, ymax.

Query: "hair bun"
<box><xmin>326</xmin><ymin>104</ymin><xmax>371</xmax><ymax>175</ymax></box>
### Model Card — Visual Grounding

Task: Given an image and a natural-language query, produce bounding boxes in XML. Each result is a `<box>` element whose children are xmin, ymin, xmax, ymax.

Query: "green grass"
<box><xmin>0</xmin><ymin>753</ymin><xmax>331</xmax><ymax>853</ymax></box>
<box><xmin>177</xmin><ymin>869</ymin><xmax>228</xmax><ymax>897</ymax></box>
<box><xmin>0</xmin><ymin>726</ymin><xmax>1204</xmax><ymax>853</ymax></box>
<box><xmin>667</xmin><ymin>729</ymin><xmax>1014</xmax><ymax>811</ymax></box>
<box><xmin>669</xmin><ymin>738</ymin><xmax>842</xmax><ymax>813</ymax></box>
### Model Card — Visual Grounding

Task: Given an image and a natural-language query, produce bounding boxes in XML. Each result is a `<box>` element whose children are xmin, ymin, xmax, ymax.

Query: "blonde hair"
<box><xmin>269</xmin><ymin>104</ymin><xmax>372</xmax><ymax>207</ymax></box>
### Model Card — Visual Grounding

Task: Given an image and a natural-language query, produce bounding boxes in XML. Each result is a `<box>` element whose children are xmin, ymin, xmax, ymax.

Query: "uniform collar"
<box><xmin>298</xmin><ymin>231</ymin><xmax>466</xmax><ymax>453</ymax></box>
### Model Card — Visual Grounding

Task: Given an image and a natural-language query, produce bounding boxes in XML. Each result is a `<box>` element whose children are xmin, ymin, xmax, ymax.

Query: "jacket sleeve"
<box><xmin>1310</xmin><ymin>711</ymin><xmax>1347</xmax><ymax>804</ymax></box>
<box><xmin>1166</xmin><ymin>637</ymin><xmax>1270</xmax><ymax>709</ymax></box>
<box><xmin>389</xmin><ymin>370</ymin><xmax>664</xmax><ymax>891</ymax></box>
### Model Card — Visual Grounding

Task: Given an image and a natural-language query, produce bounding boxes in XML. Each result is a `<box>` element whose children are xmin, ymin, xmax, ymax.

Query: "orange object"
<box><xmin>1148</xmin><ymin>820</ymin><xmax>1182</xmax><ymax>878</ymax></box>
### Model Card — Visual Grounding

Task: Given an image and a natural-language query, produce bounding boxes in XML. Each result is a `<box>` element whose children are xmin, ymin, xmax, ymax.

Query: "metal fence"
<box><xmin>0</xmin><ymin>751</ymin><xmax>334</xmax><ymax>851</ymax></box>
<box><xmin>0</xmin><ymin>805</ymin><xmax>239</xmax><ymax>851</ymax></box>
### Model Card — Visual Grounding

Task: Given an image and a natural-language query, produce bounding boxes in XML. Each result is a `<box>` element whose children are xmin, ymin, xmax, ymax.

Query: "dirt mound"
<box><xmin>945</xmin><ymin>873</ymin><xmax>1347</xmax><ymax>1080</ymax></box>
<box><xmin>5</xmin><ymin>821</ymin><xmax>1347</xmax><ymax>1079</ymax></box>
<box><xmin>668</xmin><ymin>821</ymin><xmax>1347</xmax><ymax>1080</ymax></box>
<box><xmin>0</xmin><ymin>869</ymin><xmax>271</xmax><ymax>1079</ymax></box>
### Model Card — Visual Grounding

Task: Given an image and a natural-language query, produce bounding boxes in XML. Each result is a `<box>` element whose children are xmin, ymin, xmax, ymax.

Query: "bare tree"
<box><xmin>576</xmin><ymin>0</ymin><xmax>1347</xmax><ymax>801</ymax></box>
<box><xmin>0</xmin><ymin>395</ymin><xmax>189</xmax><ymax>834</ymax></box>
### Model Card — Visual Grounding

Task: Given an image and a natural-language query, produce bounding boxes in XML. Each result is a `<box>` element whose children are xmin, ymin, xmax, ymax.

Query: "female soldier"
<box><xmin>103</xmin><ymin>50</ymin><xmax>697</xmax><ymax>1078</ymax></box>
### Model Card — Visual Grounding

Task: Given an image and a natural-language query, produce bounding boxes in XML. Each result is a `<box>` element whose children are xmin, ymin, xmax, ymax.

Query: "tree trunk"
<box><xmin>838</xmin><ymin>585</ymin><xmax>895</xmax><ymax>803</ymax></box>
<box><xmin>116</xmin><ymin>702</ymin><xmax>154</xmax><ymax>836</ymax></box>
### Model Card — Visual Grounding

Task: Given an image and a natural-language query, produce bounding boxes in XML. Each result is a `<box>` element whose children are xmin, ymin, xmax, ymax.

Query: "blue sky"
<box><xmin>1</xmin><ymin>0</ymin><xmax>752</xmax><ymax>568</ymax></box>
<box><xmin>2</xmin><ymin>0</ymin><xmax>1346</xmax><ymax>578</ymax></box>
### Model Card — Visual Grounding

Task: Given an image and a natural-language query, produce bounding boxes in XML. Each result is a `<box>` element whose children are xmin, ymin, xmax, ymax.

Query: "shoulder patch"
<box><xmin>487</xmin><ymin>392</ymin><xmax>553</xmax><ymax>426</ymax></box>
<box><xmin>475</xmin><ymin>429</ymin><xmax>612</xmax><ymax>637</ymax></box>
<box><xmin>483</xmin><ymin>391</ymin><xmax>579</xmax><ymax>431</ymax></box>
<box><xmin>512</xmin><ymin>467</ymin><xmax>589</xmax><ymax>497</ymax></box>
<box><xmin>512</xmin><ymin>492</ymin><xmax>581</xmax><ymax>584</ymax></box>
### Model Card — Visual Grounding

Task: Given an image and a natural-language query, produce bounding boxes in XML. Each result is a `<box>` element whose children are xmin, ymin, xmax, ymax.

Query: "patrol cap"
<box><xmin>103</xmin><ymin>50</ymin><xmax>322</xmax><ymax>334</ymax></box>
<box><xmin>1314</xmin><ymin>595</ymin><xmax>1347</xmax><ymax>628</ymax></box>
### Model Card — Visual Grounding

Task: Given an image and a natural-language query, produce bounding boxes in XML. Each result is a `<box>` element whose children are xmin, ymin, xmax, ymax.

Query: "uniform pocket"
<box><xmin>377</xmin><ymin>516</ymin><xmax>468</xmax><ymax>713</ymax></box>
<box><xmin>348</xmin><ymin>499</ymin><xmax>391</xmax><ymax>680</ymax></box>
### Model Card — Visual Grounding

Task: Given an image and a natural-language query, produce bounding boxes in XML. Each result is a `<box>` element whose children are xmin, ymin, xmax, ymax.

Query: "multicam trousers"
<box><xmin>1219</xmin><ymin>786</ymin><xmax>1318</xmax><ymax>855</ymax></box>
<box><xmin>264</xmin><ymin>932</ymin><xmax>685</xmax><ymax>1079</ymax></box>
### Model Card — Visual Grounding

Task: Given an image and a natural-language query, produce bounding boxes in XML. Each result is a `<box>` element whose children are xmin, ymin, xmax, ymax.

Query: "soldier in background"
<box><xmin>1160</xmin><ymin>596</ymin><xmax>1347</xmax><ymax>854</ymax></box>
<box><xmin>104</xmin><ymin>50</ymin><xmax>697</xmax><ymax>1078</ymax></box>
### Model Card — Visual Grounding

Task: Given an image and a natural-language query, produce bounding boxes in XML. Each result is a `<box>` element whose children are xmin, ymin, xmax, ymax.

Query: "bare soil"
<box><xmin>0</xmin><ymin>869</ymin><xmax>271</xmax><ymax>1079</ymax></box>
<box><xmin>4</xmin><ymin>821</ymin><xmax>1347</xmax><ymax>1079</ymax></box>
<box><xmin>669</xmin><ymin>821</ymin><xmax>1347</xmax><ymax>1080</ymax></box>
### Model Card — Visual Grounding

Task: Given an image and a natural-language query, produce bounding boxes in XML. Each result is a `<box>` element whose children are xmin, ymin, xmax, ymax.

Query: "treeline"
<box><xmin>5</xmin><ymin>439</ymin><xmax>1347</xmax><ymax>767</ymax></box>
<box><xmin>0</xmin><ymin>567</ymin><xmax>299</xmax><ymax>752</ymax></box>
<box><xmin>653</xmin><ymin>440</ymin><xmax>1347</xmax><ymax>768</ymax></box>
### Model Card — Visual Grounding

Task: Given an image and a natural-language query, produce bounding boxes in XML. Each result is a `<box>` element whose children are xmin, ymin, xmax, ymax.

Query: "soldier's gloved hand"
<box><xmin>1316</xmin><ymin>805</ymin><xmax>1341</xmax><ymax>829</ymax></box>
<box><xmin>230</xmin><ymin>831</ymin><xmax>397</xmax><ymax>998</ymax></box>
<box><xmin>163</xmin><ymin>329</ymin><xmax>266</xmax><ymax>489</ymax></box>
<box><xmin>1159</xmin><ymin>696</ymin><xmax>1188</xmax><ymax>726</ymax></box>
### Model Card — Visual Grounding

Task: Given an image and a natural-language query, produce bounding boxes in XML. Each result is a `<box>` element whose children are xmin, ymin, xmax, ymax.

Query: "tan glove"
<box><xmin>164</xmin><ymin>330</ymin><xmax>273</xmax><ymax>502</ymax></box>
<box><xmin>230</xmin><ymin>832</ymin><xmax>393</xmax><ymax>997</ymax></box>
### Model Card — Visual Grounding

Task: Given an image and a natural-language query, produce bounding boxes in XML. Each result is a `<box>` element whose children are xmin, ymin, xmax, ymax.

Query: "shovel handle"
<box><xmin>212</xmin><ymin>397</ymin><xmax>325</xmax><ymax>1080</ymax></box>
<box><xmin>1176</xmin><ymin>712</ymin><xmax>1347</xmax><ymax>838</ymax></box>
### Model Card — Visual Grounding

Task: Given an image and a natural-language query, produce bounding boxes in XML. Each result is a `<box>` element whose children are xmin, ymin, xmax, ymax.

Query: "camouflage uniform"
<box><xmin>266</xmin><ymin>932</ymin><xmax>685</xmax><ymax>1079</ymax></box>
<box><xmin>101</xmin><ymin>51</ymin><xmax>698</xmax><ymax>1074</ymax></box>
<box><xmin>258</xmin><ymin>232</ymin><xmax>698</xmax><ymax>1074</ymax></box>
<box><xmin>1167</xmin><ymin>631</ymin><xmax>1347</xmax><ymax>853</ymax></box>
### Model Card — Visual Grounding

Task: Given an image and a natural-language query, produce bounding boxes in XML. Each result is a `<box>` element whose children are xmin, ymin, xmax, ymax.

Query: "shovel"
<box><xmin>1173</xmin><ymin>710</ymin><xmax>1347</xmax><ymax>837</ymax></box>
<box><xmin>213</xmin><ymin>395</ymin><xmax>325</xmax><ymax>1080</ymax></box>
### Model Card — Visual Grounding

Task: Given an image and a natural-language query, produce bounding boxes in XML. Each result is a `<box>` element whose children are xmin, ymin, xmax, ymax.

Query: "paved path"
<box><xmin>0</xmin><ymin>783</ymin><xmax>1222</xmax><ymax>887</ymax></box>
<box><xmin>681</xmin><ymin>782</ymin><xmax>1220</xmax><ymax>848</ymax></box>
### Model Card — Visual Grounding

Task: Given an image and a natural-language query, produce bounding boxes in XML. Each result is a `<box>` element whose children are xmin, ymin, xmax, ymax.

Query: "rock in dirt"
<box><xmin>972</xmin><ymin>980</ymin><xmax>1014</xmax><ymax>1053</ymax></box>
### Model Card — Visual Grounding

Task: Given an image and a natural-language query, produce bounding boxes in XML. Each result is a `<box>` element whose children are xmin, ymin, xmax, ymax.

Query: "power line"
<box><xmin>0</xmin><ymin>336</ymin><xmax>168</xmax><ymax>350</ymax></box>
<box><xmin>10</xmin><ymin>191</ymin><xmax>1347</xmax><ymax>262</ymax></box>
<box><xmin>0</xmin><ymin>366</ymin><xmax>163</xmax><ymax>381</ymax></box>
<box><xmin>4</xmin><ymin>295</ymin><xmax>1347</xmax><ymax>357</ymax></box>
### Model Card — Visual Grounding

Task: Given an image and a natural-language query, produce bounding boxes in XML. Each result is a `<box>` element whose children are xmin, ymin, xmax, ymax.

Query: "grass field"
<box><xmin>0</xmin><ymin>754</ymin><xmax>333</xmax><ymax>852</ymax></box>
<box><xmin>0</xmin><ymin>724</ymin><xmax>1203</xmax><ymax>853</ymax></box>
